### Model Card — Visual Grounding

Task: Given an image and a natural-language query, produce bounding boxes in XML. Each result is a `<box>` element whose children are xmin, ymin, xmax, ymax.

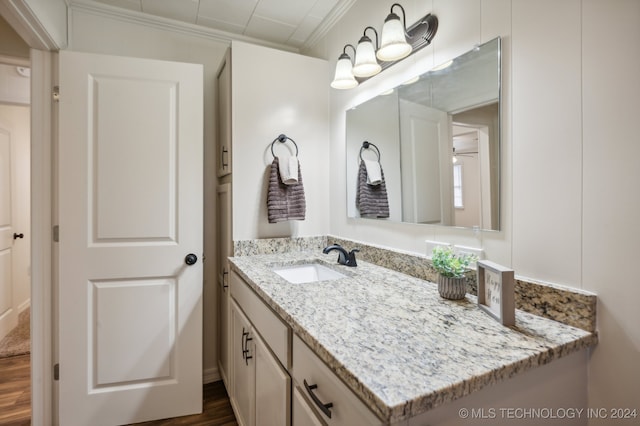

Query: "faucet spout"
<box><xmin>323</xmin><ymin>244</ymin><xmax>359</xmax><ymax>267</ymax></box>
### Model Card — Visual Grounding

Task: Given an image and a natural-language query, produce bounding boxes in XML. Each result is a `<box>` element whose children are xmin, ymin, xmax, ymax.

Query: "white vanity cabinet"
<box><xmin>229</xmin><ymin>270</ymin><xmax>291</xmax><ymax>426</ymax></box>
<box><xmin>228</xmin><ymin>268</ymin><xmax>383</xmax><ymax>426</ymax></box>
<box><xmin>231</xmin><ymin>301</ymin><xmax>255</xmax><ymax>426</ymax></box>
<box><xmin>292</xmin><ymin>334</ymin><xmax>382</xmax><ymax>426</ymax></box>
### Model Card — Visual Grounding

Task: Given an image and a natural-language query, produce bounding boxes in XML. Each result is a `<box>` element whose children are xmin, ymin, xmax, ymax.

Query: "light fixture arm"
<box><xmin>389</xmin><ymin>3</ymin><xmax>408</xmax><ymax>35</ymax></box>
<box><xmin>340</xmin><ymin>43</ymin><xmax>357</xmax><ymax>60</ymax></box>
<box><xmin>362</xmin><ymin>26</ymin><xmax>379</xmax><ymax>49</ymax></box>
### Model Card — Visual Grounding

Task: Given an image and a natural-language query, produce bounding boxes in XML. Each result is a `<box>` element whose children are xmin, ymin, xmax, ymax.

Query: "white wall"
<box><xmin>67</xmin><ymin>8</ymin><xmax>229</xmax><ymax>381</ymax></box>
<box><xmin>306</xmin><ymin>0</ymin><xmax>640</xmax><ymax>420</ymax></box>
<box><xmin>231</xmin><ymin>41</ymin><xmax>329</xmax><ymax>240</ymax></box>
<box><xmin>0</xmin><ymin>64</ymin><xmax>30</xmax><ymax>104</ymax></box>
<box><xmin>581</xmin><ymin>0</ymin><xmax>640</xmax><ymax>418</ymax></box>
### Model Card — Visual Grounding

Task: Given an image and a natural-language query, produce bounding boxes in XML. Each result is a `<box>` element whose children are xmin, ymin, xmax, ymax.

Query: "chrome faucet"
<box><xmin>323</xmin><ymin>244</ymin><xmax>359</xmax><ymax>267</ymax></box>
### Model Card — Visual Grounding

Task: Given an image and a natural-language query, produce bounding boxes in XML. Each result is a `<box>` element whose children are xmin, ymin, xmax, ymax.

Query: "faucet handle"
<box><xmin>346</xmin><ymin>248</ymin><xmax>359</xmax><ymax>266</ymax></box>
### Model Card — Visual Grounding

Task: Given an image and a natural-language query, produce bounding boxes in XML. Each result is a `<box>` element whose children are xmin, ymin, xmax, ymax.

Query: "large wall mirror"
<box><xmin>346</xmin><ymin>37</ymin><xmax>501</xmax><ymax>231</ymax></box>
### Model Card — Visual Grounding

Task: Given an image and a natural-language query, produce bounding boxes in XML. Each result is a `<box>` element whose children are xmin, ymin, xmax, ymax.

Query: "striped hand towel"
<box><xmin>267</xmin><ymin>157</ymin><xmax>306</xmax><ymax>223</ymax></box>
<box><xmin>356</xmin><ymin>159</ymin><xmax>389</xmax><ymax>218</ymax></box>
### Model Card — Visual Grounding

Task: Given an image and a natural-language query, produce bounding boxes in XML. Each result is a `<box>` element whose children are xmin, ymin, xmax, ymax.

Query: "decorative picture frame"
<box><xmin>477</xmin><ymin>260</ymin><xmax>515</xmax><ymax>326</ymax></box>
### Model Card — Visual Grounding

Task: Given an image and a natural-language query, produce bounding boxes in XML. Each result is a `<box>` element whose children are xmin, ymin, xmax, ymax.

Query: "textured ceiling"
<box><xmin>74</xmin><ymin>0</ymin><xmax>354</xmax><ymax>49</ymax></box>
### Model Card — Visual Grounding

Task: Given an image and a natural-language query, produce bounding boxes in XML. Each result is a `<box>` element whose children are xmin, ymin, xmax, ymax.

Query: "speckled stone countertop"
<box><xmin>228</xmin><ymin>251</ymin><xmax>597</xmax><ymax>423</ymax></box>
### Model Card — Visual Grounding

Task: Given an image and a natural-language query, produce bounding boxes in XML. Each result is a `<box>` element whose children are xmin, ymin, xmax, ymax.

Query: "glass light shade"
<box><xmin>353</xmin><ymin>38</ymin><xmax>381</xmax><ymax>78</ymax></box>
<box><xmin>330</xmin><ymin>55</ymin><xmax>358</xmax><ymax>89</ymax></box>
<box><xmin>376</xmin><ymin>16</ymin><xmax>412</xmax><ymax>62</ymax></box>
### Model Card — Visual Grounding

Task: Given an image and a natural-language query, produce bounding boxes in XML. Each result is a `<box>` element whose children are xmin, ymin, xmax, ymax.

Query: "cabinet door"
<box><xmin>255</xmin><ymin>332</ymin><xmax>290</xmax><ymax>426</ymax></box>
<box><xmin>293</xmin><ymin>386</ymin><xmax>325</xmax><ymax>426</ymax></box>
<box><xmin>231</xmin><ymin>301</ymin><xmax>255</xmax><ymax>426</ymax></box>
<box><xmin>218</xmin><ymin>279</ymin><xmax>230</xmax><ymax>387</ymax></box>
<box><xmin>217</xmin><ymin>183</ymin><xmax>232</xmax><ymax>386</ymax></box>
<box><xmin>216</xmin><ymin>50</ymin><xmax>232</xmax><ymax>177</ymax></box>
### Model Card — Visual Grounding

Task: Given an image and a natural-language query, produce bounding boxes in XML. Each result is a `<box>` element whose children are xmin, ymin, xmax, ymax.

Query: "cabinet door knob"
<box><xmin>304</xmin><ymin>379</ymin><xmax>333</xmax><ymax>419</ymax></box>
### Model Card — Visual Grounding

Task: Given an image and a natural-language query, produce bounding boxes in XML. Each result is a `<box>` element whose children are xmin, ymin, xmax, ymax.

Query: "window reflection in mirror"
<box><xmin>346</xmin><ymin>37</ymin><xmax>501</xmax><ymax>231</ymax></box>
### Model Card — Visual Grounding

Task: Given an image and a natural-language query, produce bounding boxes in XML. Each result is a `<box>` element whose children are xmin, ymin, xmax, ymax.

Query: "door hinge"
<box><xmin>54</xmin><ymin>363</ymin><xmax>59</xmax><ymax>381</ymax></box>
<box><xmin>53</xmin><ymin>86</ymin><xmax>60</xmax><ymax>102</ymax></box>
<box><xmin>53</xmin><ymin>225</ymin><xmax>59</xmax><ymax>242</ymax></box>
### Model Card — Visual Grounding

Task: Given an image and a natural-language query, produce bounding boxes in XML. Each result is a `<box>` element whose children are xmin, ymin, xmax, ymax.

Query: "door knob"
<box><xmin>184</xmin><ymin>253</ymin><xmax>198</xmax><ymax>265</ymax></box>
<box><xmin>14</xmin><ymin>233</ymin><xmax>24</xmax><ymax>240</ymax></box>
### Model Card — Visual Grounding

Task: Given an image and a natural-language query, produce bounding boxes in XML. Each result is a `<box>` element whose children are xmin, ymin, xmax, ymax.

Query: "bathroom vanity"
<box><xmin>225</xmin><ymin>251</ymin><xmax>596</xmax><ymax>425</ymax></box>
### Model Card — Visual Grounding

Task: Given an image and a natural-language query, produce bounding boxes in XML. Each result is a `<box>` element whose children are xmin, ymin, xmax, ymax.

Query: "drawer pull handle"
<box><xmin>241</xmin><ymin>328</ymin><xmax>249</xmax><ymax>360</ymax></box>
<box><xmin>304</xmin><ymin>379</ymin><xmax>333</xmax><ymax>419</ymax></box>
<box><xmin>244</xmin><ymin>336</ymin><xmax>253</xmax><ymax>365</ymax></box>
<box><xmin>241</xmin><ymin>328</ymin><xmax>253</xmax><ymax>365</ymax></box>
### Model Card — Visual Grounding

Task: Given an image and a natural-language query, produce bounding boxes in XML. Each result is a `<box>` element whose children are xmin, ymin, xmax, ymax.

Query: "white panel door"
<box><xmin>58</xmin><ymin>51</ymin><xmax>203</xmax><ymax>425</ymax></box>
<box><xmin>0</xmin><ymin>127</ymin><xmax>16</xmax><ymax>340</ymax></box>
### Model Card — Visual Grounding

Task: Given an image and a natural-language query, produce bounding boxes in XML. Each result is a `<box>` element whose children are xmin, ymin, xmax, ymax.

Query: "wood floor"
<box><xmin>0</xmin><ymin>354</ymin><xmax>238</xmax><ymax>425</ymax></box>
<box><xmin>132</xmin><ymin>381</ymin><xmax>238</xmax><ymax>426</ymax></box>
<box><xmin>0</xmin><ymin>354</ymin><xmax>30</xmax><ymax>425</ymax></box>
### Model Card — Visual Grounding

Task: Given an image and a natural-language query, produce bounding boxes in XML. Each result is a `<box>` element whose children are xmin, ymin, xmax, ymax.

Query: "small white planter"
<box><xmin>437</xmin><ymin>275</ymin><xmax>467</xmax><ymax>300</ymax></box>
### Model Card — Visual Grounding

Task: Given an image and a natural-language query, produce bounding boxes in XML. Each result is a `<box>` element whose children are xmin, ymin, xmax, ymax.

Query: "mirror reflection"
<box><xmin>346</xmin><ymin>37</ymin><xmax>501</xmax><ymax>231</ymax></box>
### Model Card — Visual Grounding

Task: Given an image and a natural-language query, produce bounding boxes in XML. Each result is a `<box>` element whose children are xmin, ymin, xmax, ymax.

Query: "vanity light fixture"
<box><xmin>330</xmin><ymin>44</ymin><xmax>359</xmax><ymax>89</ymax></box>
<box><xmin>330</xmin><ymin>3</ymin><xmax>438</xmax><ymax>89</ymax></box>
<box><xmin>353</xmin><ymin>27</ymin><xmax>381</xmax><ymax>78</ymax></box>
<box><xmin>377</xmin><ymin>3</ymin><xmax>413</xmax><ymax>61</ymax></box>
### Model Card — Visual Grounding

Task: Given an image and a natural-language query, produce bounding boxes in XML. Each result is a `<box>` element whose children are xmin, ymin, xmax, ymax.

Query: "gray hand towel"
<box><xmin>267</xmin><ymin>157</ymin><xmax>306</xmax><ymax>223</ymax></box>
<box><xmin>356</xmin><ymin>159</ymin><xmax>389</xmax><ymax>218</ymax></box>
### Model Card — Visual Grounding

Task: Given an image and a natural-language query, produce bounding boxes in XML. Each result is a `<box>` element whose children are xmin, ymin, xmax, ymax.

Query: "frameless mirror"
<box><xmin>346</xmin><ymin>37</ymin><xmax>501</xmax><ymax>230</ymax></box>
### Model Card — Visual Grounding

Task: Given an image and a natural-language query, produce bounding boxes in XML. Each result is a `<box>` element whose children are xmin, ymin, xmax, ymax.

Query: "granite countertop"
<box><xmin>228</xmin><ymin>251</ymin><xmax>597</xmax><ymax>423</ymax></box>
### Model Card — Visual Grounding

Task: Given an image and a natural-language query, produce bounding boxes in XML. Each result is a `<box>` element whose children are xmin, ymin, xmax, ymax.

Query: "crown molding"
<box><xmin>68</xmin><ymin>0</ymin><xmax>299</xmax><ymax>53</ymax></box>
<box><xmin>302</xmin><ymin>0</ymin><xmax>358</xmax><ymax>51</ymax></box>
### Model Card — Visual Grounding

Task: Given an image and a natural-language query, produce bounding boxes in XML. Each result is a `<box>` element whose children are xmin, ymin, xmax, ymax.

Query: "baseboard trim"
<box><xmin>203</xmin><ymin>366</ymin><xmax>221</xmax><ymax>384</ymax></box>
<box><xmin>17</xmin><ymin>299</ymin><xmax>30</xmax><ymax>314</ymax></box>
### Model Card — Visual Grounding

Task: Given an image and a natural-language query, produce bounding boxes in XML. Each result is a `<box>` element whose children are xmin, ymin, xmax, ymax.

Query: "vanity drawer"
<box><xmin>292</xmin><ymin>334</ymin><xmax>382</xmax><ymax>426</ymax></box>
<box><xmin>230</xmin><ymin>270</ymin><xmax>290</xmax><ymax>368</ymax></box>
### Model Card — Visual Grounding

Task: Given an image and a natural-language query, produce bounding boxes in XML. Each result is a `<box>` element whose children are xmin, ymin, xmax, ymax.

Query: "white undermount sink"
<box><xmin>272</xmin><ymin>263</ymin><xmax>347</xmax><ymax>284</ymax></box>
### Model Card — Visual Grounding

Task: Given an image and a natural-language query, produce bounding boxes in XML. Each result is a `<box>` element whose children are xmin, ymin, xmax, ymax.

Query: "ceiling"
<box><xmin>72</xmin><ymin>0</ymin><xmax>355</xmax><ymax>50</ymax></box>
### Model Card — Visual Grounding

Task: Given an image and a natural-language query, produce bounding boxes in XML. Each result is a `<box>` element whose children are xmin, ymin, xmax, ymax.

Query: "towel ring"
<box><xmin>359</xmin><ymin>141</ymin><xmax>381</xmax><ymax>161</ymax></box>
<box><xmin>271</xmin><ymin>134</ymin><xmax>299</xmax><ymax>158</ymax></box>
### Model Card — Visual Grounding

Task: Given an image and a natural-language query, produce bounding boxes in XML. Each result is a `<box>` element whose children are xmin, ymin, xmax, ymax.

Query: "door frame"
<box><xmin>0</xmin><ymin>2</ymin><xmax>60</xmax><ymax>424</ymax></box>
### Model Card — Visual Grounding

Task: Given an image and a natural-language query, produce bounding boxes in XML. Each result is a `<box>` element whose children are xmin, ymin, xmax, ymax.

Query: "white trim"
<box><xmin>203</xmin><ymin>366</ymin><xmax>221</xmax><ymax>385</ymax></box>
<box><xmin>17</xmin><ymin>298</ymin><xmax>30</xmax><ymax>314</ymax></box>
<box><xmin>29</xmin><ymin>48</ymin><xmax>54</xmax><ymax>426</ymax></box>
<box><xmin>0</xmin><ymin>0</ymin><xmax>62</xmax><ymax>50</ymax></box>
<box><xmin>0</xmin><ymin>54</ymin><xmax>30</xmax><ymax>67</ymax></box>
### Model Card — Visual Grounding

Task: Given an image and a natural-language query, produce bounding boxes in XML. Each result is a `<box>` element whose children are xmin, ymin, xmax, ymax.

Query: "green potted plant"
<box><xmin>431</xmin><ymin>246</ymin><xmax>477</xmax><ymax>300</ymax></box>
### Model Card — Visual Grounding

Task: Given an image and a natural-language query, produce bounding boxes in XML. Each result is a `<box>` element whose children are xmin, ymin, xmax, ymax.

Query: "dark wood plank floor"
<box><xmin>0</xmin><ymin>354</ymin><xmax>31</xmax><ymax>426</ymax></box>
<box><xmin>0</xmin><ymin>353</ymin><xmax>237</xmax><ymax>426</ymax></box>
<box><xmin>132</xmin><ymin>381</ymin><xmax>238</xmax><ymax>426</ymax></box>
